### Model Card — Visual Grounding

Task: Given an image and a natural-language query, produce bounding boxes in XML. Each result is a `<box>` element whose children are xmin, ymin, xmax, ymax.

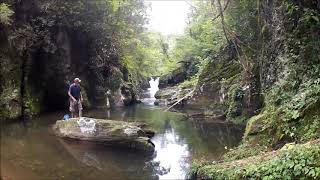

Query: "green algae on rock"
<box><xmin>52</xmin><ymin>117</ymin><xmax>155</xmax><ymax>153</ymax></box>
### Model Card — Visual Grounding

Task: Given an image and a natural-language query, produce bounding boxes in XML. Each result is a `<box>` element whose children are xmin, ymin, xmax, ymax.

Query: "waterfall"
<box><xmin>148</xmin><ymin>77</ymin><xmax>159</xmax><ymax>98</ymax></box>
<box><xmin>141</xmin><ymin>77</ymin><xmax>159</xmax><ymax>105</ymax></box>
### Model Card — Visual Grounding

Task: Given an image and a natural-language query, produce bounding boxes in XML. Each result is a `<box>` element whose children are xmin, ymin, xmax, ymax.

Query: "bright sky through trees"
<box><xmin>145</xmin><ymin>0</ymin><xmax>190</xmax><ymax>35</ymax></box>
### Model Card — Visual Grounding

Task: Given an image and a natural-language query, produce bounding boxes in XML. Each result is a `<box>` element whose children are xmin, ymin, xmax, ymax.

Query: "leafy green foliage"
<box><xmin>121</xmin><ymin>31</ymin><xmax>168</xmax><ymax>81</ymax></box>
<box><xmin>4</xmin><ymin>0</ymin><xmax>149</xmax><ymax>87</ymax></box>
<box><xmin>179</xmin><ymin>76</ymin><xmax>198</xmax><ymax>89</ymax></box>
<box><xmin>190</xmin><ymin>140</ymin><xmax>320</xmax><ymax>180</ymax></box>
<box><xmin>165</xmin><ymin>35</ymin><xmax>200</xmax><ymax>75</ymax></box>
<box><xmin>223</xmin><ymin>143</ymin><xmax>267</xmax><ymax>161</ymax></box>
<box><xmin>279</xmin><ymin>1</ymin><xmax>320</xmax><ymax>82</ymax></box>
<box><xmin>0</xmin><ymin>3</ymin><xmax>14</xmax><ymax>25</ymax></box>
<box><xmin>241</xmin><ymin>79</ymin><xmax>320</xmax><ymax>149</ymax></box>
<box><xmin>240</xmin><ymin>0</ymin><xmax>320</xmax><ymax>147</ymax></box>
<box><xmin>188</xmin><ymin>1</ymin><xmax>226</xmax><ymax>53</ymax></box>
<box><xmin>1</xmin><ymin>0</ymin><xmax>150</xmax><ymax>117</ymax></box>
<box><xmin>225</xmin><ymin>85</ymin><xmax>245</xmax><ymax>122</ymax></box>
<box><xmin>190</xmin><ymin>1</ymin><xmax>320</xmax><ymax>178</ymax></box>
<box><xmin>156</xmin><ymin>1</ymin><xmax>228</xmax><ymax>83</ymax></box>
<box><xmin>243</xmin><ymin>142</ymin><xmax>320</xmax><ymax>179</ymax></box>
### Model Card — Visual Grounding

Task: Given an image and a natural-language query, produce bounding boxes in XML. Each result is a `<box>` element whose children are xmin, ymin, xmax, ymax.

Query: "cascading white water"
<box><xmin>141</xmin><ymin>77</ymin><xmax>159</xmax><ymax>105</ymax></box>
<box><xmin>148</xmin><ymin>77</ymin><xmax>159</xmax><ymax>98</ymax></box>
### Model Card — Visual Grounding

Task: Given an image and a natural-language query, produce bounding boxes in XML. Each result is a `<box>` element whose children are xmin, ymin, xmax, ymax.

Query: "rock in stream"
<box><xmin>52</xmin><ymin>117</ymin><xmax>155</xmax><ymax>153</ymax></box>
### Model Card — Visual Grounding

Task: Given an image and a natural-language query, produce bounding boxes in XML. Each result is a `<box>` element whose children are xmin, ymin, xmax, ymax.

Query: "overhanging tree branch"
<box><xmin>211</xmin><ymin>0</ymin><xmax>230</xmax><ymax>22</ymax></box>
<box><xmin>212</xmin><ymin>0</ymin><xmax>230</xmax><ymax>43</ymax></box>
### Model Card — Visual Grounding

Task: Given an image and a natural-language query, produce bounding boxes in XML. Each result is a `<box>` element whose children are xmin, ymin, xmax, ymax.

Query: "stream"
<box><xmin>1</xmin><ymin>106</ymin><xmax>244</xmax><ymax>179</ymax></box>
<box><xmin>1</xmin><ymin>78</ymin><xmax>244</xmax><ymax>180</ymax></box>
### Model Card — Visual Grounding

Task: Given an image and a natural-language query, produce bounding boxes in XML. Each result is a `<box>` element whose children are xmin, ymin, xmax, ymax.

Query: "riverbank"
<box><xmin>156</xmin><ymin>75</ymin><xmax>320</xmax><ymax>179</ymax></box>
<box><xmin>190</xmin><ymin>139</ymin><xmax>320</xmax><ymax>179</ymax></box>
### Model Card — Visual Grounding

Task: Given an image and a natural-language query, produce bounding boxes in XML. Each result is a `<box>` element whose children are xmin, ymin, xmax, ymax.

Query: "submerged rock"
<box><xmin>52</xmin><ymin>117</ymin><xmax>155</xmax><ymax>153</ymax></box>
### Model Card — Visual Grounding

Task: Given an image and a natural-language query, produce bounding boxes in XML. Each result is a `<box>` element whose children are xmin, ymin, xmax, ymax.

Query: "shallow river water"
<box><xmin>1</xmin><ymin>105</ymin><xmax>244</xmax><ymax>179</ymax></box>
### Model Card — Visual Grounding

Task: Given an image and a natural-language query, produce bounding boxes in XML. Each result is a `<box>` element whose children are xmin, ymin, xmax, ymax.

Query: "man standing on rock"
<box><xmin>68</xmin><ymin>78</ymin><xmax>83</xmax><ymax>118</ymax></box>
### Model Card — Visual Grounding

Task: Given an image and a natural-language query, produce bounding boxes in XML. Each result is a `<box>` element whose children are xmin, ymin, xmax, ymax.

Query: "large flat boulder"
<box><xmin>52</xmin><ymin>117</ymin><xmax>155</xmax><ymax>153</ymax></box>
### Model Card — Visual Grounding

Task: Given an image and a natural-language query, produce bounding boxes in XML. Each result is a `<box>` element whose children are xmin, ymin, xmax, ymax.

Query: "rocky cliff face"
<box><xmin>185</xmin><ymin>46</ymin><xmax>245</xmax><ymax>119</ymax></box>
<box><xmin>189</xmin><ymin>0</ymin><xmax>320</xmax><ymax>144</ymax></box>
<box><xmin>161</xmin><ymin>1</ymin><xmax>319</xmax><ymax>132</ymax></box>
<box><xmin>243</xmin><ymin>0</ymin><xmax>320</xmax><ymax>145</ymax></box>
<box><xmin>0</xmin><ymin>28</ymin><xmax>20</xmax><ymax>119</ymax></box>
<box><xmin>190</xmin><ymin>1</ymin><xmax>319</xmax><ymax>177</ymax></box>
<box><xmin>173</xmin><ymin>44</ymin><xmax>262</xmax><ymax>123</ymax></box>
<box><xmin>159</xmin><ymin>60</ymin><xmax>199</xmax><ymax>88</ymax></box>
<box><xmin>0</xmin><ymin>0</ymin><xmax>138</xmax><ymax>120</ymax></box>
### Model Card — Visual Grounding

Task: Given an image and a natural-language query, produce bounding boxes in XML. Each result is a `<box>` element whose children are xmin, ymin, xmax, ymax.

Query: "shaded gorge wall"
<box><xmin>0</xmin><ymin>0</ymin><xmax>141</xmax><ymax>120</ymax></box>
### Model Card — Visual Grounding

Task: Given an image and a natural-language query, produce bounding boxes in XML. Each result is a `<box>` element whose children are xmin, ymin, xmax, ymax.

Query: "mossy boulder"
<box><xmin>52</xmin><ymin>117</ymin><xmax>155</xmax><ymax>153</ymax></box>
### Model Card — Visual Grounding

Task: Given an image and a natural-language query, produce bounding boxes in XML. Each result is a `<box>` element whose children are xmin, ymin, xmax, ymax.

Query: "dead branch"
<box><xmin>165</xmin><ymin>89</ymin><xmax>195</xmax><ymax>112</ymax></box>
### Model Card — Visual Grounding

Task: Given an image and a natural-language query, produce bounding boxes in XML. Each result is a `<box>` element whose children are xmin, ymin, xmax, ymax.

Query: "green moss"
<box><xmin>190</xmin><ymin>140</ymin><xmax>320</xmax><ymax>180</ymax></box>
<box><xmin>223</xmin><ymin>143</ymin><xmax>268</xmax><ymax>162</ymax></box>
<box><xmin>0</xmin><ymin>85</ymin><xmax>21</xmax><ymax>119</ymax></box>
<box><xmin>199</xmin><ymin>59</ymin><xmax>241</xmax><ymax>85</ymax></box>
<box><xmin>244</xmin><ymin>113</ymin><xmax>265</xmax><ymax>138</ymax></box>
<box><xmin>110</xmin><ymin>125</ymin><xmax>124</xmax><ymax>136</ymax></box>
<box><xmin>179</xmin><ymin>77</ymin><xmax>198</xmax><ymax>89</ymax></box>
<box><xmin>106</xmin><ymin>68</ymin><xmax>123</xmax><ymax>91</ymax></box>
<box><xmin>192</xmin><ymin>79</ymin><xmax>320</xmax><ymax>179</ymax></box>
<box><xmin>197</xmin><ymin>53</ymin><xmax>247</xmax><ymax>123</ymax></box>
<box><xmin>225</xmin><ymin>84</ymin><xmax>246</xmax><ymax>123</ymax></box>
<box><xmin>238</xmin><ymin>78</ymin><xmax>320</xmax><ymax>148</ymax></box>
<box><xmin>24</xmin><ymin>94</ymin><xmax>41</xmax><ymax>115</ymax></box>
<box><xmin>0</xmin><ymin>3</ymin><xmax>14</xmax><ymax>26</ymax></box>
<box><xmin>296</xmin><ymin>103</ymin><xmax>320</xmax><ymax>141</ymax></box>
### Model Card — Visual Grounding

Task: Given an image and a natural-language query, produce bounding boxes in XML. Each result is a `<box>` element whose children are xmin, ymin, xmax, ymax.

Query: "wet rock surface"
<box><xmin>52</xmin><ymin>117</ymin><xmax>155</xmax><ymax>153</ymax></box>
<box><xmin>154</xmin><ymin>86</ymin><xmax>193</xmax><ymax>107</ymax></box>
<box><xmin>158</xmin><ymin>60</ymin><xmax>199</xmax><ymax>88</ymax></box>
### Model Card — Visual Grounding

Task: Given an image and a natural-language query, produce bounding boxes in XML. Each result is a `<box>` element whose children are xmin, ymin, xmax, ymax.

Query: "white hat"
<box><xmin>74</xmin><ymin>78</ymin><xmax>81</xmax><ymax>82</ymax></box>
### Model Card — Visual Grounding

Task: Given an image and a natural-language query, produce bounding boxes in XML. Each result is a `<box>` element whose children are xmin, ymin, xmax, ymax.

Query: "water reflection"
<box><xmin>57</xmin><ymin>139</ymin><xmax>157</xmax><ymax>179</ymax></box>
<box><xmin>87</xmin><ymin>105</ymin><xmax>244</xmax><ymax>178</ymax></box>
<box><xmin>152</xmin><ymin>127</ymin><xmax>190</xmax><ymax>179</ymax></box>
<box><xmin>1</xmin><ymin>105</ymin><xmax>244</xmax><ymax>179</ymax></box>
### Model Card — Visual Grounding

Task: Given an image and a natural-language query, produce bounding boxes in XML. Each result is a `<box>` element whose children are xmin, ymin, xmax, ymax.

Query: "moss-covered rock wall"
<box><xmin>0</xmin><ymin>0</ymin><xmax>141</xmax><ymax>121</ymax></box>
<box><xmin>243</xmin><ymin>0</ymin><xmax>320</xmax><ymax>146</ymax></box>
<box><xmin>191</xmin><ymin>0</ymin><xmax>320</xmax><ymax>178</ymax></box>
<box><xmin>184</xmin><ymin>45</ymin><xmax>261</xmax><ymax>123</ymax></box>
<box><xmin>0</xmin><ymin>29</ymin><xmax>22</xmax><ymax>120</ymax></box>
